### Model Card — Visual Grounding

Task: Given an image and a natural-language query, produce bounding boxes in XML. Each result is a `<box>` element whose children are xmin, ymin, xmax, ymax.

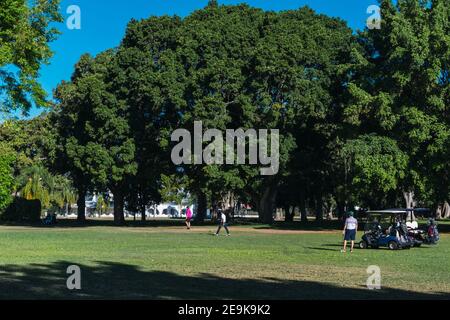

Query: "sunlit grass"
<box><xmin>0</xmin><ymin>223</ymin><xmax>449</xmax><ymax>299</ymax></box>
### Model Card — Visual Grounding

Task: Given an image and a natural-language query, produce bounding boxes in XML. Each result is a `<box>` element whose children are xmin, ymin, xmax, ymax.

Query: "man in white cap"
<box><xmin>341</xmin><ymin>211</ymin><xmax>358</xmax><ymax>253</ymax></box>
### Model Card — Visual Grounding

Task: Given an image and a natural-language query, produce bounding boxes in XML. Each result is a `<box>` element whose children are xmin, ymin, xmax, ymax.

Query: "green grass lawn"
<box><xmin>0</xmin><ymin>221</ymin><xmax>449</xmax><ymax>299</ymax></box>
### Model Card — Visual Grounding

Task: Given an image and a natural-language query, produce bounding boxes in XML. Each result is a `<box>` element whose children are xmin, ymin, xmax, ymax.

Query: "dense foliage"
<box><xmin>0</xmin><ymin>0</ymin><xmax>62</xmax><ymax>114</ymax></box>
<box><xmin>2</xmin><ymin>1</ymin><xmax>449</xmax><ymax>224</ymax></box>
<box><xmin>0</xmin><ymin>142</ymin><xmax>15</xmax><ymax>211</ymax></box>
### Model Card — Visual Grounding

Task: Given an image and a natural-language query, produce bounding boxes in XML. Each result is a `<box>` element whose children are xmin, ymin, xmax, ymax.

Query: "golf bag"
<box><xmin>392</xmin><ymin>221</ymin><xmax>412</xmax><ymax>247</ymax></box>
<box><xmin>426</xmin><ymin>220</ymin><xmax>439</xmax><ymax>244</ymax></box>
<box><xmin>362</xmin><ymin>223</ymin><xmax>383</xmax><ymax>247</ymax></box>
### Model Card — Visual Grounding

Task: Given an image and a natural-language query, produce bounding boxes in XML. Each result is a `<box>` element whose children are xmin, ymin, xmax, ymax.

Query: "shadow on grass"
<box><xmin>305</xmin><ymin>247</ymin><xmax>339</xmax><ymax>252</ymax></box>
<box><xmin>0</xmin><ymin>261</ymin><xmax>449</xmax><ymax>300</ymax></box>
<box><xmin>308</xmin><ymin>243</ymin><xmax>437</xmax><ymax>252</ymax></box>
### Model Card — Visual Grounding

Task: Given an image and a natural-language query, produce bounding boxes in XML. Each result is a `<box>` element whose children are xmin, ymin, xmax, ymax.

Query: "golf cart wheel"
<box><xmin>359</xmin><ymin>241</ymin><xmax>368</xmax><ymax>249</ymax></box>
<box><xmin>388</xmin><ymin>241</ymin><xmax>398</xmax><ymax>250</ymax></box>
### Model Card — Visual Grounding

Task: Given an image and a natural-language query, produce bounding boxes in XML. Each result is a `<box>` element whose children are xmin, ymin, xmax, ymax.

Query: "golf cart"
<box><xmin>403</xmin><ymin>208</ymin><xmax>439</xmax><ymax>245</ymax></box>
<box><xmin>359</xmin><ymin>210</ymin><xmax>413</xmax><ymax>250</ymax></box>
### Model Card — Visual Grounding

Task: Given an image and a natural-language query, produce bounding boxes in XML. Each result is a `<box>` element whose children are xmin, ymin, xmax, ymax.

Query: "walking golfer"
<box><xmin>215</xmin><ymin>209</ymin><xmax>230</xmax><ymax>236</ymax></box>
<box><xmin>185</xmin><ymin>206</ymin><xmax>193</xmax><ymax>230</ymax></box>
<box><xmin>341</xmin><ymin>211</ymin><xmax>358</xmax><ymax>253</ymax></box>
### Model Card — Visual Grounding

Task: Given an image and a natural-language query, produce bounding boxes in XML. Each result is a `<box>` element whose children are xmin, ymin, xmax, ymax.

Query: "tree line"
<box><xmin>1</xmin><ymin>1</ymin><xmax>450</xmax><ymax>224</ymax></box>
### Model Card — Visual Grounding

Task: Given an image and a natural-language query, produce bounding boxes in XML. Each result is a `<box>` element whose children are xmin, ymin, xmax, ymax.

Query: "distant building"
<box><xmin>70</xmin><ymin>192</ymin><xmax>197</xmax><ymax>219</ymax></box>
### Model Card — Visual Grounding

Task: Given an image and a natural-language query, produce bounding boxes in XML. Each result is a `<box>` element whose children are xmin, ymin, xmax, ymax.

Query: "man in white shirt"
<box><xmin>341</xmin><ymin>211</ymin><xmax>358</xmax><ymax>253</ymax></box>
<box><xmin>215</xmin><ymin>209</ymin><xmax>230</xmax><ymax>236</ymax></box>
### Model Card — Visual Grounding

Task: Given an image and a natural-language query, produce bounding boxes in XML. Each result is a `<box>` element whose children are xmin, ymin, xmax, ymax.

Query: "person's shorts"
<box><xmin>344</xmin><ymin>229</ymin><xmax>356</xmax><ymax>241</ymax></box>
<box><xmin>186</xmin><ymin>217</ymin><xmax>191</xmax><ymax>222</ymax></box>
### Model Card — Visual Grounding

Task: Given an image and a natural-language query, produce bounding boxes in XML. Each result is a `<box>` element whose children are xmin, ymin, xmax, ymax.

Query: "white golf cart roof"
<box><xmin>366</xmin><ymin>208</ymin><xmax>430</xmax><ymax>214</ymax></box>
<box><xmin>366</xmin><ymin>209</ymin><xmax>408</xmax><ymax>214</ymax></box>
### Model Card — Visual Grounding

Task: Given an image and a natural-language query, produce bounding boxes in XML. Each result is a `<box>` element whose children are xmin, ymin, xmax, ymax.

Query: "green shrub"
<box><xmin>0</xmin><ymin>144</ymin><xmax>15</xmax><ymax>212</ymax></box>
<box><xmin>1</xmin><ymin>197</ymin><xmax>42</xmax><ymax>222</ymax></box>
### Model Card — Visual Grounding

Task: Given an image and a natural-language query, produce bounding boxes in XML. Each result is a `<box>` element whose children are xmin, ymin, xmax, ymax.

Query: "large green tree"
<box><xmin>116</xmin><ymin>16</ymin><xmax>184</xmax><ymax>219</ymax></box>
<box><xmin>346</xmin><ymin>0</ymin><xmax>450</xmax><ymax>210</ymax></box>
<box><xmin>54</xmin><ymin>52</ymin><xmax>138</xmax><ymax>224</ymax></box>
<box><xmin>244</xmin><ymin>7</ymin><xmax>356</xmax><ymax>222</ymax></box>
<box><xmin>147</xmin><ymin>3</ymin><xmax>356</xmax><ymax>223</ymax></box>
<box><xmin>53</xmin><ymin>55</ymin><xmax>95</xmax><ymax>222</ymax></box>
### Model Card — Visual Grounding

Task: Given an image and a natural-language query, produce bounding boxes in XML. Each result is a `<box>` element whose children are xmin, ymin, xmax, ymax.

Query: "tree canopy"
<box><xmin>3</xmin><ymin>1</ymin><xmax>449</xmax><ymax>224</ymax></box>
<box><xmin>0</xmin><ymin>0</ymin><xmax>62</xmax><ymax>114</ymax></box>
<box><xmin>347</xmin><ymin>0</ymin><xmax>450</xmax><ymax>208</ymax></box>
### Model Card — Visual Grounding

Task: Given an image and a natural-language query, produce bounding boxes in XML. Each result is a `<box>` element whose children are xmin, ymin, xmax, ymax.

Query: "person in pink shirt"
<box><xmin>185</xmin><ymin>206</ymin><xmax>193</xmax><ymax>230</ymax></box>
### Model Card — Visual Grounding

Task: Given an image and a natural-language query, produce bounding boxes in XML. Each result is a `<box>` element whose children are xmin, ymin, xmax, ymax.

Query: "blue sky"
<box><xmin>30</xmin><ymin>0</ymin><xmax>378</xmax><ymax>118</ymax></box>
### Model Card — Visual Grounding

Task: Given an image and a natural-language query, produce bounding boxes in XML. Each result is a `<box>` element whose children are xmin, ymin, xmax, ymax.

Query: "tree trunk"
<box><xmin>77</xmin><ymin>186</ymin><xmax>86</xmax><ymax>222</ymax></box>
<box><xmin>403</xmin><ymin>191</ymin><xmax>415</xmax><ymax>209</ymax></box>
<box><xmin>336</xmin><ymin>202</ymin><xmax>345</xmax><ymax>220</ymax></box>
<box><xmin>113</xmin><ymin>191</ymin><xmax>125</xmax><ymax>225</ymax></box>
<box><xmin>258</xmin><ymin>185</ymin><xmax>277</xmax><ymax>224</ymax></box>
<box><xmin>327</xmin><ymin>205</ymin><xmax>334</xmax><ymax>220</ymax></box>
<box><xmin>284</xmin><ymin>206</ymin><xmax>295</xmax><ymax>222</ymax></box>
<box><xmin>300</xmin><ymin>196</ymin><xmax>307</xmax><ymax>222</ymax></box>
<box><xmin>315</xmin><ymin>195</ymin><xmax>323</xmax><ymax>222</ymax></box>
<box><xmin>442</xmin><ymin>201</ymin><xmax>450</xmax><ymax>219</ymax></box>
<box><xmin>436</xmin><ymin>204</ymin><xmax>443</xmax><ymax>220</ymax></box>
<box><xmin>195</xmin><ymin>191</ymin><xmax>207</xmax><ymax>223</ymax></box>
<box><xmin>141</xmin><ymin>204</ymin><xmax>146</xmax><ymax>221</ymax></box>
<box><xmin>284</xmin><ymin>206</ymin><xmax>291</xmax><ymax>222</ymax></box>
